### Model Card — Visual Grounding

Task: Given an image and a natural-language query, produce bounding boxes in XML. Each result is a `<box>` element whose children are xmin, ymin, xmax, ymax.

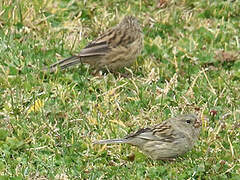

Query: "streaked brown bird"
<box><xmin>94</xmin><ymin>114</ymin><xmax>202</xmax><ymax>160</ymax></box>
<box><xmin>45</xmin><ymin>15</ymin><xmax>143</xmax><ymax>73</ymax></box>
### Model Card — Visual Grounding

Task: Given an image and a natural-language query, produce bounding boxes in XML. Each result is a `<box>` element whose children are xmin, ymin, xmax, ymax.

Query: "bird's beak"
<box><xmin>194</xmin><ymin>118</ymin><xmax>202</xmax><ymax>128</ymax></box>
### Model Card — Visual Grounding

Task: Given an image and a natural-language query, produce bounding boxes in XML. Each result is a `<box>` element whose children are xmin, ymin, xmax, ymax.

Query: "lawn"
<box><xmin>0</xmin><ymin>0</ymin><xmax>239</xmax><ymax>179</ymax></box>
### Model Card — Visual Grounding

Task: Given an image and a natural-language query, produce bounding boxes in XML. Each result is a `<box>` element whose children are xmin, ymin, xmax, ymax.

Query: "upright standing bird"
<box><xmin>94</xmin><ymin>114</ymin><xmax>202</xmax><ymax>160</ymax></box>
<box><xmin>45</xmin><ymin>15</ymin><xmax>143</xmax><ymax>73</ymax></box>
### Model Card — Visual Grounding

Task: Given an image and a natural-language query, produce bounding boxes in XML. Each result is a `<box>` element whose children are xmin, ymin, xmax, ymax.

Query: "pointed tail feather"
<box><xmin>93</xmin><ymin>138</ymin><xmax>128</xmax><ymax>144</ymax></box>
<box><xmin>44</xmin><ymin>55</ymin><xmax>81</xmax><ymax>73</ymax></box>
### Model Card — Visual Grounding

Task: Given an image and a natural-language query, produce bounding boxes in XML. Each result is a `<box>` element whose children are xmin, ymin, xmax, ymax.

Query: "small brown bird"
<box><xmin>94</xmin><ymin>114</ymin><xmax>202</xmax><ymax>160</ymax></box>
<box><xmin>45</xmin><ymin>15</ymin><xmax>143</xmax><ymax>73</ymax></box>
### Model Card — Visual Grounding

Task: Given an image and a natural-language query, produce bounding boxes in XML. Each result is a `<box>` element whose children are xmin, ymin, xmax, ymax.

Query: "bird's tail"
<box><xmin>44</xmin><ymin>55</ymin><xmax>81</xmax><ymax>73</ymax></box>
<box><xmin>93</xmin><ymin>138</ymin><xmax>128</xmax><ymax>144</ymax></box>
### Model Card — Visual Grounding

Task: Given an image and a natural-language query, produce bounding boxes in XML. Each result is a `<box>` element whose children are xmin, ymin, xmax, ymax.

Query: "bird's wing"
<box><xmin>125</xmin><ymin>128</ymin><xmax>160</xmax><ymax>141</ymax></box>
<box><xmin>82</xmin><ymin>25</ymin><xmax>137</xmax><ymax>55</ymax></box>
<box><xmin>78</xmin><ymin>28</ymin><xmax>116</xmax><ymax>57</ymax></box>
<box><xmin>126</xmin><ymin>121</ymin><xmax>178</xmax><ymax>142</ymax></box>
<box><xmin>152</xmin><ymin>121</ymin><xmax>178</xmax><ymax>142</ymax></box>
<box><xmin>79</xmin><ymin>43</ymin><xmax>110</xmax><ymax>57</ymax></box>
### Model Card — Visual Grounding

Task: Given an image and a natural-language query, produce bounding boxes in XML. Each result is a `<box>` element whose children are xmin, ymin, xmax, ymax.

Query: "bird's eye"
<box><xmin>186</xmin><ymin>120</ymin><xmax>191</xmax><ymax>124</ymax></box>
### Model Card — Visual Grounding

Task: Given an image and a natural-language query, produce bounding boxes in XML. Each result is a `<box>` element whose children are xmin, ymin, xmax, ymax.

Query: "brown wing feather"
<box><xmin>124</xmin><ymin>121</ymin><xmax>176</xmax><ymax>143</ymax></box>
<box><xmin>76</xmin><ymin>28</ymin><xmax>117</xmax><ymax>57</ymax></box>
<box><xmin>153</xmin><ymin>121</ymin><xmax>176</xmax><ymax>142</ymax></box>
<box><xmin>79</xmin><ymin>44</ymin><xmax>110</xmax><ymax>57</ymax></box>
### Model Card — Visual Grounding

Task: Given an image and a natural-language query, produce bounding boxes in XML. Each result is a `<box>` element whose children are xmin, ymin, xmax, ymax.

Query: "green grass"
<box><xmin>0</xmin><ymin>0</ymin><xmax>240</xmax><ymax>179</ymax></box>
